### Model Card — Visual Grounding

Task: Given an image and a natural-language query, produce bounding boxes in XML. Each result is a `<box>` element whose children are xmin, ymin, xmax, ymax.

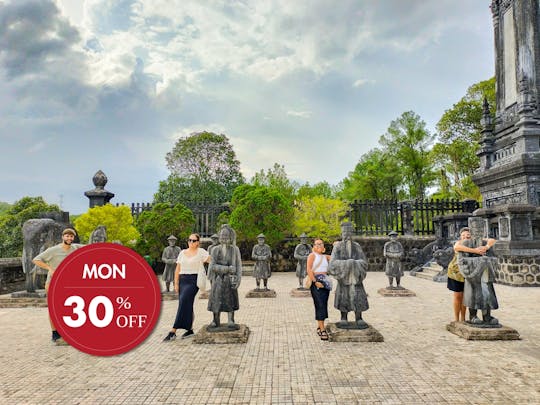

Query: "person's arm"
<box><xmin>454</xmin><ymin>240</ymin><xmax>485</xmax><ymax>255</ymax></box>
<box><xmin>32</xmin><ymin>259</ymin><xmax>53</xmax><ymax>272</ymax></box>
<box><xmin>173</xmin><ymin>263</ymin><xmax>181</xmax><ymax>293</ymax></box>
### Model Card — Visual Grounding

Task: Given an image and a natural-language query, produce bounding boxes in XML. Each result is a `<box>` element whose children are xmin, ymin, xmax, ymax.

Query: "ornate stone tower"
<box><xmin>474</xmin><ymin>0</ymin><xmax>540</xmax><ymax>206</ymax></box>
<box><xmin>472</xmin><ymin>0</ymin><xmax>540</xmax><ymax>287</ymax></box>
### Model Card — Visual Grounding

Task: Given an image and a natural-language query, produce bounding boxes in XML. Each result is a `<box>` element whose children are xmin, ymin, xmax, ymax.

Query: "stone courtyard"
<box><xmin>1</xmin><ymin>272</ymin><xmax>539</xmax><ymax>404</ymax></box>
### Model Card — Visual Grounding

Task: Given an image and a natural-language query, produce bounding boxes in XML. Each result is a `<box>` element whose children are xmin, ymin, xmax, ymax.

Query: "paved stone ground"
<box><xmin>1</xmin><ymin>272</ymin><xmax>539</xmax><ymax>404</ymax></box>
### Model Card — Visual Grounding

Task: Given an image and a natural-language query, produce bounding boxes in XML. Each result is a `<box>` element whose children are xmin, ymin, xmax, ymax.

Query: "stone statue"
<box><xmin>458</xmin><ymin>218</ymin><xmax>499</xmax><ymax>327</ymax></box>
<box><xmin>208</xmin><ymin>233</ymin><xmax>219</xmax><ymax>255</ymax></box>
<box><xmin>251</xmin><ymin>233</ymin><xmax>272</xmax><ymax>290</ymax></box>
<box><xmin>328</xmin><ymin>222</ymin><xmax>369</xmax><ymax>329</ymax></box>
<box><xmin>161</xmin><ymin>235</ymin><xmax>181</xmax><ymax>292</ymax></box>
<box><xmin>293</xmin><ymin>233</ymin><xmax>312</xmax><ymax>289</ymax></box>
<box><xmin>207</xmin><ymin>224</ymin><xmax>242</xmax><ymax>329</ymax></box>
<box><xmin>22</xmin><ymin>219</ymin><xmax>64</xmax><ymax>292</ymax></box>
<box><xmin>89</xmin><ymin>225</ymin><xmax>107</xmax><ymax>243</ymax></box>
<box><xmin>383</xmin><ymin>231</ymin><xmax>404</xmax><ymax>289</ymax></box>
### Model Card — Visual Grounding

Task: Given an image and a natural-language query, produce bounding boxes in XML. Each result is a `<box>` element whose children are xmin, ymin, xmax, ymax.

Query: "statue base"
<box><xmin>446</xmin><ymin>321</ymin><xmax>520</xmax><ymax>340</ymax></box>
<box><xmin>193</xmin><ymin>324</ymin><xmax>250</xmax><ymax>344</ymax></box>
<box><xmin>377</xmin><ymin>287</ymin><xmax>416</xmax><ymax>297</ymax></box>
<box><xmin>326</xmin><ymin>323</ymin><xmax>384</xmax><ymax>342</ymax></box>
<box><xmin>11</xmin><ymin>290</ymin><xmax>46</xmax><ymax>298</ymax></box>
<box><xmin>245</xmin><ymin>289</ymin><xmax>276</xmax><ymax>298</ymax></box>
<box><xmin>161</xmin><ymin>291</ymin><xmax>178</xmax><ymax>301</ymax></box>
<box><xmin>198</xmin><ymin>290</ymin><xmax>210</xmax><ymax>300</ymax></box>
<box><xmin>290</xmin><ymin>288</ymin><xmax>311</xmax><ymax>297</ymax></box>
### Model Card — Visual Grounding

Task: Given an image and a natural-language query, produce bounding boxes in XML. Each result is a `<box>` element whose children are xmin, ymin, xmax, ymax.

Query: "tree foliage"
<box><xmin>296</xmin><ymin>181</ymin><xmax>336</xmax><ymax>199</ymax></box>
<box><xmin>339</xmin><ymin>149</ymin><xmax>402</xmax><ymax>202</ymax></box>
<box><xmin>161</xmin><ymin>131</ymin><xmax>244</xmax><ymax>203</ymax></box>
<box><xmin>379</xmin><ymin>111</ymin><xmax>435</xmax><ymax>199</ymax></box>
<box><xmin>431</xmin><ymin>77</ymin><xmax>495</xmax><ymax>200</ymax></box>
<box><xmin>228</xmin><ymin>185</ymin><xmax>294</xmax><ymax>247</ymax></box>
<box><xmin>0</xmin><ymin>201</ymin><xmax>11</xmax><ymax>216</ymax></box>
<box><xmin>134</xmin><ymin>203</ymin><xmax>195</xmax><ymax>259</ymax></box>
<box><xmin>293</xmin><ymin>196</ymin><xmax>348</xmax><ymax>240</ymax></box>
<box><xmin>250</xmin><ymin>163</ymin><xmax>297</xmax><ymax>203</ymax></box>
<box><xmin>74</xmin><ymin>204</ymin><xmax>140</xmax><ymax>245</ymax></box>
<box><xmin>0</xmin><ymin>197</ymin><xmax>61</xmax><ymax>257</ymax></box>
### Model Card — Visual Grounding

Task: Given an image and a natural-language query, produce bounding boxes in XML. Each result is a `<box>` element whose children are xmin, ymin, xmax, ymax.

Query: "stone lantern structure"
<box><xmin>84</xmin><ymin>170</ymin><xmax>115</xmax><ymax>208</ymax></box>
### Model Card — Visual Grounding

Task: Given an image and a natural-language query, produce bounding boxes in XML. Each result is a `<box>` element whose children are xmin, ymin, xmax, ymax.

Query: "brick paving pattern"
<box><xmin>1</xmin><ymin>272</ymin><xmax>539</xmax><ymax>404</ymax></box>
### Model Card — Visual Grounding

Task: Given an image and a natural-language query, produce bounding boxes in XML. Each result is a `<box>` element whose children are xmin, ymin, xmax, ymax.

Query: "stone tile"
<box><xmin>0</xmin><ymin>272</ymin><xmax>539</xmax><ymax>404</ymax></box>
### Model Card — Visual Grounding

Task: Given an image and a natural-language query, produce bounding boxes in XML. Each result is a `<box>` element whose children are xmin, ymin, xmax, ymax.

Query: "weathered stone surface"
<box><xmin>377</xmin><ymin>287</ymin><xmax>416</xmax><ymax>297</ymax></box>
<box><xmin>245</xmin><ymin>289</ymin><xmax>276</xmax><ymax>298</ymax></box>
<box><xmin>326</xmin><ymin>322</ymin><xmax>384</xmax><ymax>342</ymax></box>
<box><xmin>193</xmin><ymin>324</ymin><xmax>250</xmax><ymax>344</ymax></box>
<box><xmin>446</xmin><ymin>321</ymin><xmax>520</xmax><ymax>340</ymax></box>
<box><xmin>290</xmin><ymin>288</ymin><xmax>311</xmax><ymax>297</ymax></box>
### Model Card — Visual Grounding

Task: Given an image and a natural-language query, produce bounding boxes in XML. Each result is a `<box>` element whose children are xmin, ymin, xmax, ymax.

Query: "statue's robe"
<box><xmin>252</xmin><ymin>244</ymin><xmax>272</xmax><ymax>279</ymax></box>
<box><xmin>207</xmin><ymin>244</ymin><xmax>242</xmax><ymax>313</ymax></box>
<box><xmin>328</xmin><ymin>240</ymin><xmax>369</xmax><ymax>313</ymax></box>
<box><xmin>294</xmin><ymin>243</ymin><xmax>312</xmax><ymax>279</ymax></box>
<box><xmin>383</xmin><ymin>240</ymin><xmax>404</xmax><ymax>278</ymax></box>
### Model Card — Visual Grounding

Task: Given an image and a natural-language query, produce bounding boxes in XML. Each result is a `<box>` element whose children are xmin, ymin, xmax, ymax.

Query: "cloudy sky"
<box><xmin>0</xmin><ymin>0</ymin><xmax>494</xmax><ymax>214</ymax></box>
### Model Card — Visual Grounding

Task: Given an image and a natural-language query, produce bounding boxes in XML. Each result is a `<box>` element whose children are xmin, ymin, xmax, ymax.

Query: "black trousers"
<box><xmin>173</xmin><ymin>274</ymin><xmax>199</xmax><ymax>330</ymax></box>
<box><xmin>310</xmin><ymin>284</ymin><xmax>330</xmax><ymax>321</ymax></box>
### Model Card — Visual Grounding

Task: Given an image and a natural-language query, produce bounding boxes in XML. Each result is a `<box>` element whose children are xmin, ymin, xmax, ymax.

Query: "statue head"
<box><xmin>388</xmin><ymin>230</ymin><xmax>398</xmax><ymax>240</ymax></box>
<box><xmin>89</xmin><ymin>225</ymin><xmax>107</xmax><ymax>243</ymax></box>
<box><xmin>340</xmin><ymin>222</ymin><xmax>354</xmax><ymax>241</ymax></box>
<box><xmin>257</xmin><ymin>233</ymin><xmax>265</xmax><ymax>245</ymax></box>
<box><xmin>299</xmin><ymin>232</ymin><xmax>308</xmax><ymax>244</ymax></box>
<box><xmin>167</xmin><ymin>235</ymin><xmax>177</xmax><ymax>246</ymax></box>
<box><xmin>219</xmin><ymin>224</ymin><xmax>236</xmax><ymax>246</ymax></box>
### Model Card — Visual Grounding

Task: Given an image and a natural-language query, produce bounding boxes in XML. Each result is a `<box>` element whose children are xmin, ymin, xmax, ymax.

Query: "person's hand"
<box><xmin>174</xmin><ymin>283</ymin><xmax>179</xmax><ymax>293</ymax></box>
<box><xmin>314</xmin><ymin>281</ymin><xmax>322</xmax><ymax>288</ymax></box>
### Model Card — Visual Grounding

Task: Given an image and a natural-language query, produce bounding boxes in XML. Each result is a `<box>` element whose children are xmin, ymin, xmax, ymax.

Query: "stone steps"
<box><xmin>414</xmin><ymin>261</ymin><xmax>443</xmax><ymax>281</ymax></box>
<box><xmin>0</xmin><ymin>297</ymin><xmax>48</xmax><ymax>308</ymax></box>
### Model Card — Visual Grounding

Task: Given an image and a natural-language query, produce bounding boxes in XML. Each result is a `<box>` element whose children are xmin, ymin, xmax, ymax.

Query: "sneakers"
<box><xmin>180</xmin><ymin>329</ymin><xmax>194</xmax><ymax>339</ymax></box>
<box><xmin>51</xmin><ymin>330</ymin><xmax>61</xmax><ymax>342</ymax></box>
<box><xmin>163</xmin><ymin>331</ymin><xmax>176</xmax><ymax>341</ymax></box>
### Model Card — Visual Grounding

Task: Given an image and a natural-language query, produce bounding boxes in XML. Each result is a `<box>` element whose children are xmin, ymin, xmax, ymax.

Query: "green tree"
<box><xmin>134</xmin><ymin>203</ymin><xmax>195</xmax><ymax>259</ymax></box>
<box><xmin>159</xmin><ymin>131</ymin><xmax>244</xmax><ymax>203</ymax></box>
<box><xmin>431</xmin><ymin>77</ymin><xmax>495</xmax><ymax>200</ymax></box>
<box><xmin>228</xmin><ymin>185</ymin><xmax>293</xmax><ymax>247</ymax></box>
<box><xmin>0</xmin><ymin>201</ymin><xmax>11</xmax><ymax>216</ymax></box>
<box><xmin>293</xmin><ymin>196</ymin><xmax>348</xmax><ymax>240</ymax></box>
<box><xmin>379</xmin><ymin>111</ymin><xmax>435</xmax><ymax>199</ymax></box>
<box><xmin>74</xmin><ymin>204</ymin><xmax>140</xmax><ymax>245</ymax></box>
<box><xmin>251</xmin><ymin>163</ymin><xmax>297</xmax><ymax>203</ymax></box>
<box><xmin>0</xmin><ymin>196</ymin><xmax>61</xmax><ymax>257</ymax></box>
<box><xmin>339</xmin><ymin>148</ymin><xmax>402</xmax><ymax>201</ymax></box>
<box><xmin>296</xmin><ymin>181</ymin><xmax>336</xmax><ymax>199</ymax></box>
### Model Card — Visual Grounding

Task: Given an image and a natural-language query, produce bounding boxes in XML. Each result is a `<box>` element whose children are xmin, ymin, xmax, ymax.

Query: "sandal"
<box><xmin>320</xmin><ymin>330</ymin><xmax>329</xmax><ymax>341</ymax></box>
<box><xmin>316</xmin><ymin>328</ymin><xmax>322</xmax><ymax>337</ymax></box>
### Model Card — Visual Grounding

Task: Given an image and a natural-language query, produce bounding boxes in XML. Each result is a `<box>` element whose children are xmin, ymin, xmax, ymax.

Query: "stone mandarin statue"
<box><xmin>458</xmin><ymin>218</ymin><xmax>499</xmax><ymax>327</ymax></box>
<box><xmin>89</xmin><ymin>225</ymin><xmax>107</xmax><ymax>243</ymax></box>
<box><xmin>294</xmin><ymin>233</ymin><xmax>312</xmax><ymax>289</ymax></box>
<box><xmin>161</xmin><ymin>235</ymin><xmax>181</xmax><ymax>292</ymax></box>
<box><xmin>207</xmin><ymin>224</ymin><xmax>242</xmax><ymax>329</ymax></box>
<box><xmin>328</xmin><ymin>222</ymin><xmax>369</xmax><ymax>329</ymax></box>
<box><xmin>383</xmin><ymin>231</ymin><xmax>404</xmax><ymax>289</ymax></box>
<box><xmin>251</xmin><ymin>233</ymin><xmax>272</xmax><ymax>290</ymax></box>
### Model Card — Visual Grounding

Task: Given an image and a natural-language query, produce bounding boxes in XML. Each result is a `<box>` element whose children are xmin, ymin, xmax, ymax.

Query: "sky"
<box><xmin>0</xmin><ymin>0</ymin><xmax>495</xmax><ymax>215</ymax></box>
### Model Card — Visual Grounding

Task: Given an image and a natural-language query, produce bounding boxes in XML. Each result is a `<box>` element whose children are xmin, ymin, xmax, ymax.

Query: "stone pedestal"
<box><xmin>446</xmin><ymin>321</ymin><xmax>520</xmax><ymax>340</ymax></box>
<box><xmin>290</xmin><ymin>288</ymin><xmax>311</xmax><ymax>297</ymax></box>
<box><xmin>377</xmin><ymin>287</ymin><xmax>416</xmax><ymax>297</ymax></box>
<box><xmin>161</xmin><ymin>291</ymin><xmax>178</xmax><ymax>301</ymax></box>
<box><xmin>11</xmin><ymin>290</ymin><xmax>46</xmax><ymax>298</ymax></box>
<box><xmin>245</xmin><ymin>289</ymin><xmax>276</xmax><ymax>298</ymax></box>
<box><xmin>193</xmin><ymin>324</ymin><xmax>250</xmax><ymax>344</ymax></box>
<box><xmin>326</xmin><ymin>322</ymin><xmax>384</xmax><ymax>342</ymax></box>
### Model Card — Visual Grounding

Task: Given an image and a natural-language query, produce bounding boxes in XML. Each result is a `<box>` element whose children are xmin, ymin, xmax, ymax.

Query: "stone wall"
<box><xmin>234</xmin><ymin>236</ymin><xmax>437</xmax><ymax>273</ymax></box>
<box><xmin>0</xmin><ymin>258</ymin><xmax>24</xmax><ymax>293</ymax></box>
<box><xmin>495</xmin><ymin>255</ymin><xmax>540</xmax><ymax>286</ymax></box>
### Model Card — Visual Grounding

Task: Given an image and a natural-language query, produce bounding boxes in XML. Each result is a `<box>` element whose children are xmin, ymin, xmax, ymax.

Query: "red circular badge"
<box><xmin>48</xmin><ymin>243</ymin><xmax>161</xmax><ymax>356</ymax></box>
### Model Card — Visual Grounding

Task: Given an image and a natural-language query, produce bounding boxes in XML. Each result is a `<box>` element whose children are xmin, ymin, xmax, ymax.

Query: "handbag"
<box><xmin>196</xmin><ymin>260</ymin><xmax>207</xmax><ymax>290</ymax></box>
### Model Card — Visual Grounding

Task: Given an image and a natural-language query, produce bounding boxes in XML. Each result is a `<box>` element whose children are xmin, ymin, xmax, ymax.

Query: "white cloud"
<box><xmin>353</xmin><ymin>78</ymin><xmax>375</xmax><ymax>88</ymax></box>
<box><xmin>286</xmin><ymin>110</ymin><xmax>312</xmax><ymax>119</ymax></box>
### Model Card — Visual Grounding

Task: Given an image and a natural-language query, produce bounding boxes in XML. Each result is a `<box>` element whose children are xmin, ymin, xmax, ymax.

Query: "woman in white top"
<box><xmin>306</xmin><ymin>238</ymin><xmax>331</xmax><ymax>341</ymax></box>
<box><xmin>163</xmin><ymin>233</ymin><xmax>210</xmax><ymax>341</ymax></box>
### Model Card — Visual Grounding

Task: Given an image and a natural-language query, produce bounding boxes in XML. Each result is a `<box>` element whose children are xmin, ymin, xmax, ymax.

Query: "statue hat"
<box><xmin>167</xmin><ymin>235</ymin><xmax>177</xmax><ymax>240</ymax></box>
<box><xmin>299</xmin><ymin>232</ymin><xmax>307</xmax><ymax>238</ymax></box>
<box><xmin>257</xmin><ymin>233</ymin><xmax>265</xmax><ymax>239</ymax></box>
<box><xmin>388</xmin><ymin>231</ymin><xmax>398</xmax><ymax>237</ymax></box>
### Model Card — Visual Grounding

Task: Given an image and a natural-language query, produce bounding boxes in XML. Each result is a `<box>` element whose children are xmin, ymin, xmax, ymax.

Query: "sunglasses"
<box><xmin>188</xmin><ymin>239</ymin><xmax>199</xmax><ymax>243</ymax></box>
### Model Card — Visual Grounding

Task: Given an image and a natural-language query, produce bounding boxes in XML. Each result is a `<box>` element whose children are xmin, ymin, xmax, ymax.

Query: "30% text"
<box><xmin>63</xmin><ymin>295</ymin><xmax>148</xmax><ymax>328</ymax></box>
